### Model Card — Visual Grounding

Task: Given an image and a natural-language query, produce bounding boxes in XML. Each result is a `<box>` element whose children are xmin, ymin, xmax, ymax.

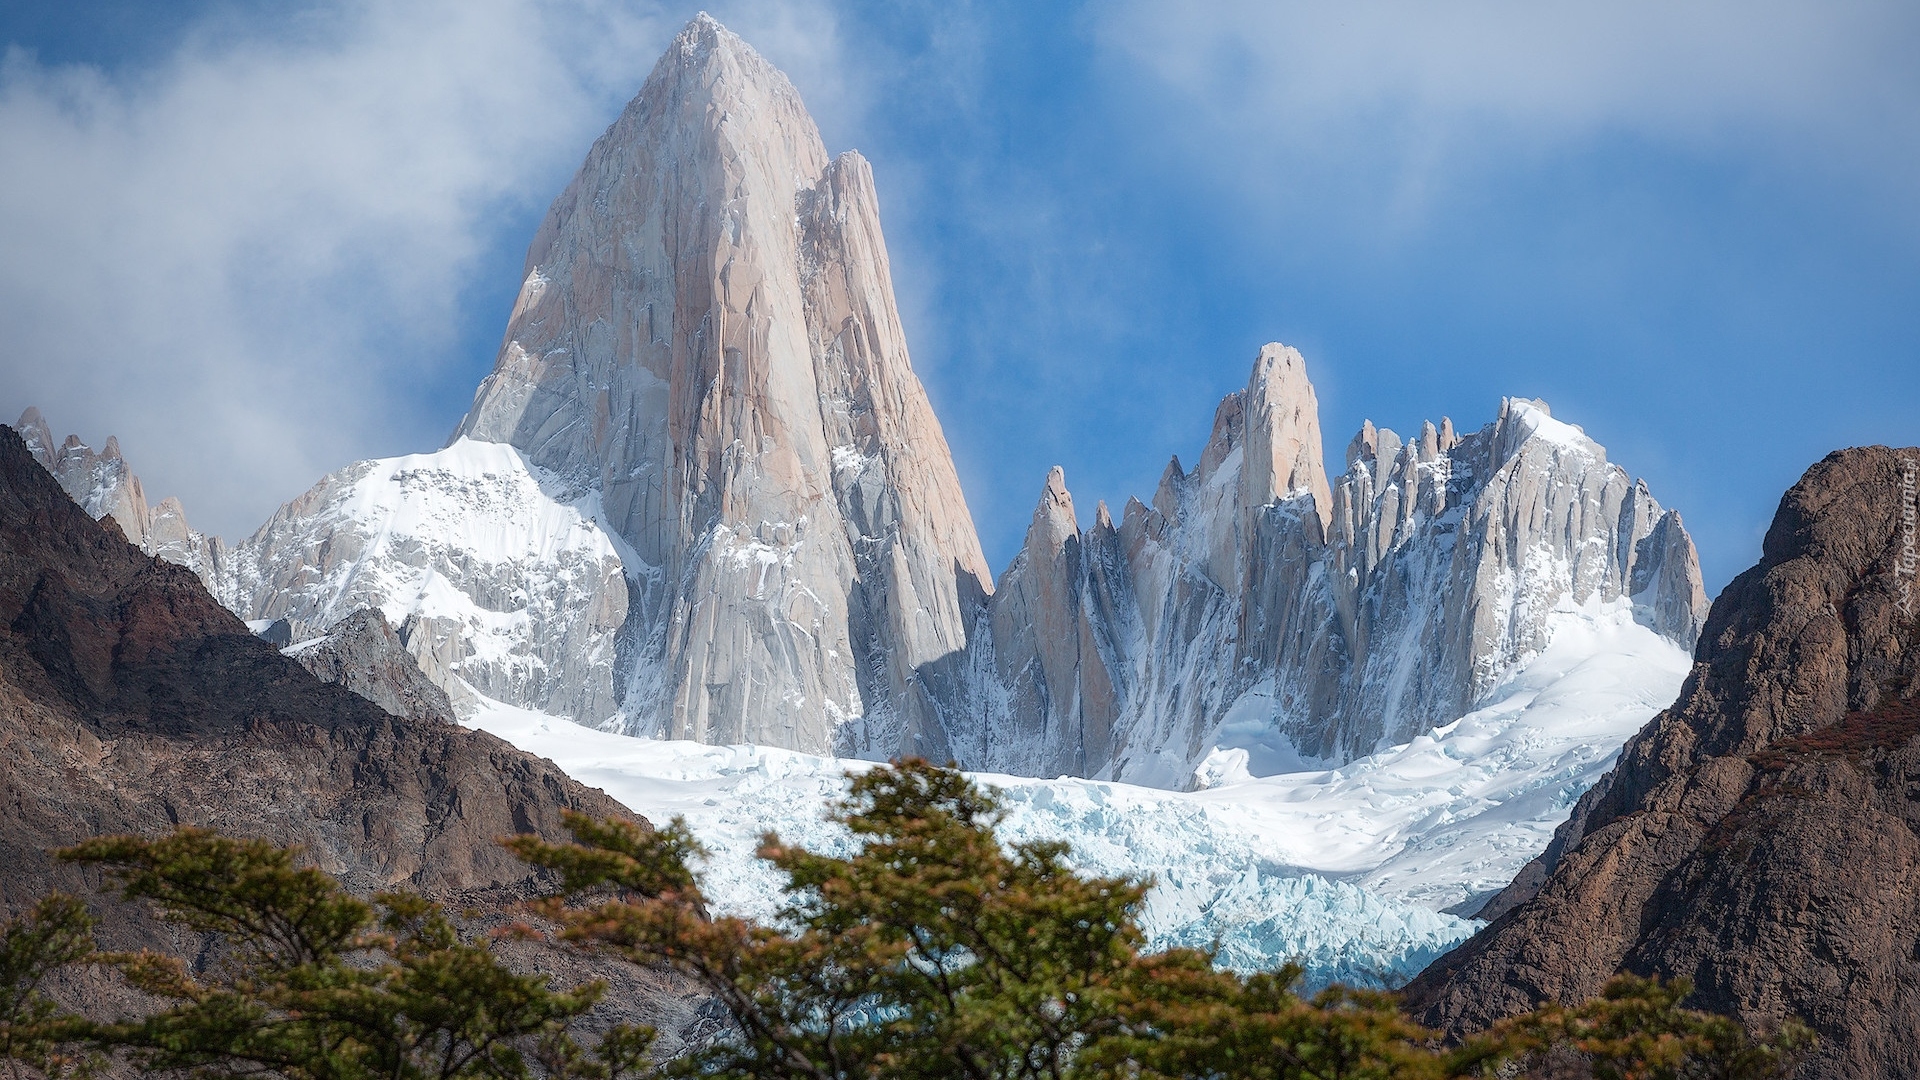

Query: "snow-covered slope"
<box><xmin>1190</xmin><ymin>601</ymin><xmax>1691</xmax><ymax>911</ymax></box>
<box><xmin>468</xmin><ymin>602</ymin><xmax>1689</xmax><ymax>987</ymax></box>
<box><xmin>216</xmin><ymin>439</ymin><xmax>628</xmax><ymax>724</ymax></box>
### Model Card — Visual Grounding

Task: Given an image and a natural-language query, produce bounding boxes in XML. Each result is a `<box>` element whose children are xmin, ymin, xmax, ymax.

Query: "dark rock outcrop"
<box><xmin>1405</xmin><ymin>446</ymin><xmax>1920</xmax><ymax>1080</ymax></box>
<box><xmin>286</xmin><ymin>608</ymin><xmax>459</xmax><ymax>726</ymax></box>
<box><xmin>0</xmin><ymin>421</ymin><xmax>703</xmax><ymax>1043</ymax></box>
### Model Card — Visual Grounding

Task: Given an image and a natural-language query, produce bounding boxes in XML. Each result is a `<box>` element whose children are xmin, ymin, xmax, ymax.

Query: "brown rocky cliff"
<box><xmin>0</xmin><ymin>415</ymin><xmax>642</xmax><ymax>922</ymax></box>
<box><xmin>1405</xmin><ymin>446</ymin><xmax>1920</xmax><ymax>1080</ymax></box>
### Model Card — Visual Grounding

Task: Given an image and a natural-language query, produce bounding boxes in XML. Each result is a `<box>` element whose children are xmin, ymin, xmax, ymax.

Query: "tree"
<box><xmin>1476</xmin><ymin>974</ymin><xmax>1813</xmax><ymax>1080</ymax></box>
<box><xmin>0</xmin><ymin>895</ymin><xmax>97</xmax><ymax>1080</ymax></box>
<box><xmin>0</xmin><ymin>762</ymin><xmax>1813</xmax><ymax>1080</ymax></box>
<box><xmin>56</xmin><ymin>830</ymin><xmax>654</xmax><ymax>1080</ymax></box>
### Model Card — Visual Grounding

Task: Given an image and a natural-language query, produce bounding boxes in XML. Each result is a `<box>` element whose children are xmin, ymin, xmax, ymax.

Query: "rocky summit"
<box><xmin>453</xmin><ymin>13</ymin><xmax>991</xmax><ymax>760</ymax></box>
<box><xmin>947</xmin><ymin>352</ymin><xmax>1709</xmax><ymax>786</ymax></box>
<box><xmin>1406</xmin><ymin>445</ymin><xmax>1920</xmax><ymax>1080</ymax></box>
<box><xmin>181</xmin><ymin>17</ymin><xmax>1706</xmax><ymax>788</ymax></box>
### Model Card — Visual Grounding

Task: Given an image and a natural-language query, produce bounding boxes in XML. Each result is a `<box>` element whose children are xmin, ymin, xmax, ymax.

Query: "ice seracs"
<box><xmin>463</xmin><ymin>695</ymin><xmax>1482</xmax><ymax>990</ymax></box>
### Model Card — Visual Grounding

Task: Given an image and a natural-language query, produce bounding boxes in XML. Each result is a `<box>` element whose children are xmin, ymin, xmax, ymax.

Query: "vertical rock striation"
<box><xmin>950</xmin><ymin>352</ymin><xmax>1710</xmax><ymax>785</ymax></box>
<box><xmin>451</xmin><ymin>14</ymin><xmax>990</xmax><ymax>754</ymax></box>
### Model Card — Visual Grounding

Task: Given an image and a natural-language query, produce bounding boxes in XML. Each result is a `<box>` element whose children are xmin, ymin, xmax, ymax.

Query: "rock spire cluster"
<box><xmin>952</xmin><ymin>355</ymin><xmax>1709</xmax><ymax>784</ymax></box>
<box><xmin>14</xmin><ymin>407</ymin><xmax>225</xmax><ymax>579</ymax></box>
<box><xmin>22</xmin><ymin>15</ymin><xmax>1708</xmax><ymax>787</ymax></box>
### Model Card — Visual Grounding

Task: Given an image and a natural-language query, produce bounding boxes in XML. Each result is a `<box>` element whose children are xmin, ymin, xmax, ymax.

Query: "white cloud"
<box><xmin>0</xmin><ymin>0</ymin><xmax>846</xmax><ymax>539</ymax></box>
<box><xmin>1095</xmin><ymin>1</ymin><xmax>1920</xmax><ymax>222</ymax></box>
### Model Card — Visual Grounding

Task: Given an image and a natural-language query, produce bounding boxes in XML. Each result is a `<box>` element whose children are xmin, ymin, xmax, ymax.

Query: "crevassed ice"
<box><xmin>466</xmin><ymin>602</ymin><xmax>1687</xmax><ymax>988</ymax></box>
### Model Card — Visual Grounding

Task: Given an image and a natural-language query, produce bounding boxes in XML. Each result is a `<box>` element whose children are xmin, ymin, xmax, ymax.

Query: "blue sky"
<box><xmin>2</xmin><ymin>1</ymin><xmax>1915</xmax><ymax>594</ymax></box>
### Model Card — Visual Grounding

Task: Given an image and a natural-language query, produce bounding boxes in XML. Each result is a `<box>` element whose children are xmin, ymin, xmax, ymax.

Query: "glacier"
<box><xmin>468</xmin><ymin>600</ymin><xmax>1688</xmax><ymax>987</ymax></box>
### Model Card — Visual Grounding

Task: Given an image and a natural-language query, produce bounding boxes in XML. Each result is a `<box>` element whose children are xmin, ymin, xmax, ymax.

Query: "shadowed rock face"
<box><xmin>285</xmin><ymin>608</ymin><xmax>459</xmax><ymax>727</ymax></box>
<box><xmin>0</xmin><ymin>418</ymin><xmax>620</xmax><ymax>922</ymax></box>
<box><xmin>1405</xmin><ymin>446</ymin><xmax>1920</xmax><ymax>1080</ymax></box>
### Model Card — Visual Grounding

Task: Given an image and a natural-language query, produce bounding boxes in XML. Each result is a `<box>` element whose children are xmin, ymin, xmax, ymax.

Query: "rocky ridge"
<box><xmin>1405</xmin><ymin>446</ymin><xmax>1920</xmax><ymax>1080</ymax></box>
<box><xmin>0</xmin><ymin>420</ymin><xmax>710</xmax><ymax>1050</ymax></box>
<box><xmin>14</xmin><ymin>407</ymin><xmax>225</xmax><ymax>581</ymax></box>
<box><xmin>950</xmin><ymin>350</ymin><xmax>1710</xmax><ymax>785</ymax></box>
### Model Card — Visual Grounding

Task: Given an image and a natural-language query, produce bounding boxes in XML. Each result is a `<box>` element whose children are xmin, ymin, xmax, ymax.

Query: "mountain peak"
<box><xmin>441</xmin><ymin>21</ymin><xmax>989</xmax><ymax>756</ymax></box>
<box><xmin>673</xmin><ymin>12</ymin><xmax>749</xmax><ymax>61</ymax></box>
<box><xmin>637</xmin><ymin>8</ymin><xmax>811</xmax><ymax>137</ymax></box>
<box><xmin>1243</xmin><ymin>342</ymin><xmax>1332</xmax><ymax>529</ymax></box>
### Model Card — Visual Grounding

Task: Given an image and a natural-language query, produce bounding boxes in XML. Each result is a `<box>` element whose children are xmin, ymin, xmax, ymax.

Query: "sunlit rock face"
<box><xmin>452</xmin><ymin>15</ymin><xmax>991</xmax><ymax>753</ymax></box>
<box><xmin>950</xmin><ymin>351</ymin><xmax>1709</xmax><ymax>787</ymax></box>
<box><xmin>14</xmin><ymin>407</ymin><xmax>227</xmax><ymax>582</ymax></box>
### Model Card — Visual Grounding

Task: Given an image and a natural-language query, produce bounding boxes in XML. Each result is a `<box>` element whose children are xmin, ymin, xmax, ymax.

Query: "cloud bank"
<box><xmin>1095</xmin><ymin>1</ymin><xmax>1920</xmax><ymax>228</ymax></box>
<box><xmin>0</xmin><ymin>0</ymin><xmax>846</xmax><ymax>539</ymax></box>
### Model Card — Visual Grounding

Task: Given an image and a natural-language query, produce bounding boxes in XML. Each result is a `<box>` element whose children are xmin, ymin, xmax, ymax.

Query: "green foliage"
<box><xmin>0</xmin><ymin>894</ymin><xmax>98</xmax><ymax>1080</ymax></box>
<box><xmin>1479</xmin><ymin>974</ymin><xmax>1814</xmax><ymax>1080</ymax></box>
<box><xmin>512</xmin><ymin>758</ymin><xmax>1162</xmax><ymax>1078</ymax></box>
<box><xmin>1085</xmin><ymin>950</ymin><xmax>1452</xmax><ymax>1080</ymax></box>
<box><xmin>57</xmin><ymin>829</ymin><xmax>653</xmax><ymax>1080</ymax></box>
<box><xmin>0</xmin><ymin>764</ymin><xmax>1814</xmax><ymax>1080</ymax></box>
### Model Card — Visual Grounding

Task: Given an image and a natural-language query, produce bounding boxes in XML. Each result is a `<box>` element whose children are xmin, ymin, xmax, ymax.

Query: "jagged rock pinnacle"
<box><xmin>449</xmin><ymin>15</ymin><xmax>991</xmax><ymax>756</ymax></box>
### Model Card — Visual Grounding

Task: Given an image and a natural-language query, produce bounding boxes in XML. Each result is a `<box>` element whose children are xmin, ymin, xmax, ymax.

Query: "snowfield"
<box><xmin>467</xmin><ymin>601</ymin><xmax>1689</xmax><ymax>988</ymax></box>
<box><xmin>218</xmin><ymin>439</ymin><xmax>630</xmax><ymax>724</ymax></box>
